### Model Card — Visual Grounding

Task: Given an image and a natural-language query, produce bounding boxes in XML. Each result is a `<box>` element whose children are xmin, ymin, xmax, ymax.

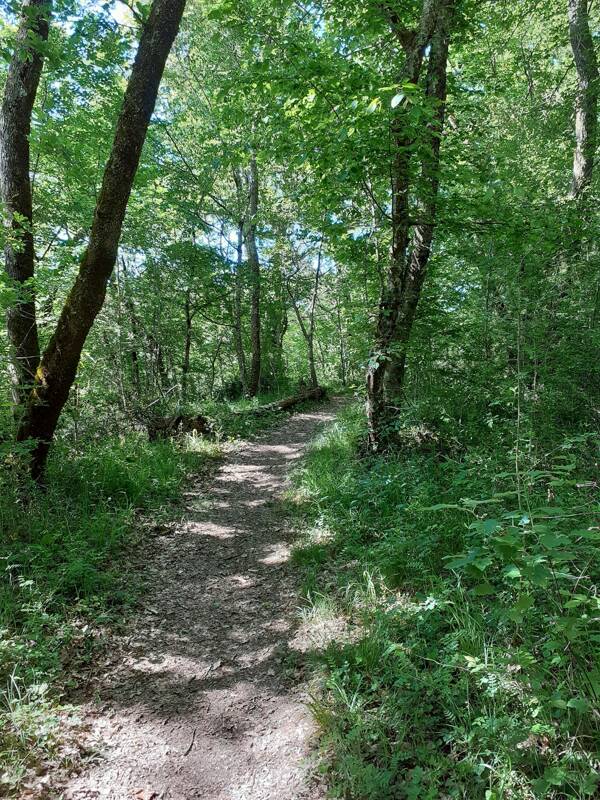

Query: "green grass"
<box><xmin>291</xmin><ymin>403</ymin><xmax>600</xmax><ymax>799</ymax></box>
<box><xmin>201</xmin><ymin>394</ymin><xmax>288</xmax><ymax>439</ymax></box>
<box><xmin>0</xmin><ymin>432</ymin><xmax>220</xmax><ymax>794</ymax></box>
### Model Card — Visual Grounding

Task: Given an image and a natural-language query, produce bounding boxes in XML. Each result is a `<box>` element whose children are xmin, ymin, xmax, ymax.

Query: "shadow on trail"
<box><xmin>64</xmin><ymin>405</ymin><xmax>340</xmax><ymax>800</ymax></box>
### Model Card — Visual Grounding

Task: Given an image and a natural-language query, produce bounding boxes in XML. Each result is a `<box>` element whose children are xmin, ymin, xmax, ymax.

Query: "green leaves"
<box><xmin>472</xmin><ymin>582</ymin><xmax>495</xmax><ymax>596</ymax></box>
<box><xmin>507</xmin><ymin>593</ymin><xmax>534</xmax><ymax>622</ymax></box>
<box><xmin>469</xmin><ymin>518</ymin><xmax>502</xmax><ymax>535</ymax></box>
<box><xmin>539</xmin><ymin>531</ymin><xmax>569</xmax><ymax>549</ymax></box>
<box><xmin>566</xmin><ymin>697</ymin><xmax>591</xmax><ymax>713</ymax></box>
<box><xmin>502</xmin><ymin>563</ymin><xmax>521</xmax><ymax>579</ymax></box>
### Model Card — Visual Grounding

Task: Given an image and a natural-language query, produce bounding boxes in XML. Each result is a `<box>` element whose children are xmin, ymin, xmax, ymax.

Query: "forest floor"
<box><xmin>60</xmin><ymin>400</ymin><xmax>341</xmax><ymax>800</ymax></box>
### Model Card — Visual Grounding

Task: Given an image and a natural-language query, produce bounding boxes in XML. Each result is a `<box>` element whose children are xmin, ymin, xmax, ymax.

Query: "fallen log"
<box><xmin>244</xmin><ymin>386</ymin><xmax>326</xmax><ymax>416</ymax></box>
<box><xmin>147</xmin><ymin>413</ymin><xmax>214</xmax><ymax>441</ymax></box>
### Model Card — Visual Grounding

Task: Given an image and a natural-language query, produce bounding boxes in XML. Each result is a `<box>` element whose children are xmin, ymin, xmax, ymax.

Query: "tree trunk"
<box><xmin>289</xmin><ymin>295</ymin><xmax>318</xmax><ymax>389</ymax></box>
<box><xmin>568</xmin><ymin>0</ymin><xmax>599</xmax><ymax>199</ymax></box>
<box><xmin>208</xmin><ymin>336</ymin><xmax>223</xmax><ymax>398</ymax></box>
<box><xmin>385</xmin><ymin>0</ymin><xmax>453</xmax><ymax>398</ymax></box>
<box><xmin>307</xmin><ymin>248</ymin><xmax>322</xmax><ymax>388</ymax></box>
<box><xmin>121</xmin><ymin>259</ymin><xmax>142</xmax><ymax>397</ymax></box>
<box><xmin>265</xmin><ymin>261</ymin><xmax>287</xmax><ymax>390</ymax></box>
<box><xmin>0</xmin><ymin>0</ymin><xmax>51</xmax><ymax>407</ymax></box>
<box><xmin>181</xmin><ymin>289</ymin><xmax>192</xmax><ymax>402</ymax></box>
<box><xmin>287</xmin><ymin>239</ymin><xmax>322</xmax><ymax>389</ymax></box>
<box><xmin>287</xmin><ymin>271</ymin><xmax>318</xmax><ymax>389</ymax></box>
<box><xmin>335</xmin><ymin>274</ymin><xmax>348</xmax><ymax>385</ymax></box>
<box><xmin>243</xmin><ymin>386</ymin><xmax>325</xmax><ymax>416</ymax></box>
<box><xmin>245</xmin><ymin>156</ymin><xmax>261</xmax><ymax>397</ymax></box>
<box><xmin>17</xmin><ymin>0</ymin><xmax>187</xmax><ymax>481</ymax></box>
<box><xmin>233</xmin><ymin>219</ymin><xmax>248</xmax><ymax>391</ymax></box>
<box><xmin>337</xmin><ymin>302</ymin><xmax>347</xmax><ymax>386</ymax></box>
<box><xmin>365</xmin><ymin>0</ymin><xmax>441</xmax><ymax>450</ymax></box>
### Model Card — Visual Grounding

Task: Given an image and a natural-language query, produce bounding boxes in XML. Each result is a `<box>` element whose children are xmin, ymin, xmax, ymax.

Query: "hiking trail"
<box><xmin>63</xmin><ymin>402</ymin><xmax>340</xmax><ymax>800</ymax></box>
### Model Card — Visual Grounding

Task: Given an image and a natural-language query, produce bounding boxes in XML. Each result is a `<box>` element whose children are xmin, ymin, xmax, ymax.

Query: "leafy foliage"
<box><xmin>292</xmin><ymin>404</ymin><xmax>599</xmax><ymax>798</ymax></box>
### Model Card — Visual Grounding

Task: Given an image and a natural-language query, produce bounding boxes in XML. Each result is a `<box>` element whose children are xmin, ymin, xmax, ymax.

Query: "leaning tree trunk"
<box><xmin>121</xmin><ymin>259</ymin><xmax>142</xmax><ymax>397</ymax></box>
<box><xmin>289</xmin><ymin>294</ymin><xmax>318</xmax><ymax>389</ymax></box>
<box><xmin>0</xmin><ymin>0</ymin><xmax>51</xmax><ymax>407</ymax></box>
<box><xmin>245</xmin><ymin>155</ymin><xmax>261</xmax><ymax>397</ymax></box>
<box><xmin>365</xmin><ymin>0</ymin><xmax>441</xmax><ymax>450</ymax></box>
<box><xmin>385</xmin><ymin>0</ymin><xmax>453</xmax><ymax>399</ymax></box>
<box><xmin>568</xmin><ymin>0</ymin><xmax>599</xmax><ymax>199</ymax></box>
<box><xmin>17</xmin><ymin>0</ymin><xmax>187</xmax><ymax>481</ymax></box>
<box><xmin>267</xmin><ymin>266</ymin><xmax>287</xmax><ymax>389</ymax></box>
<box><xmin>307</xmin><ymin>332</ymin><xmax>318</xmax><ymax>389</ymax></box>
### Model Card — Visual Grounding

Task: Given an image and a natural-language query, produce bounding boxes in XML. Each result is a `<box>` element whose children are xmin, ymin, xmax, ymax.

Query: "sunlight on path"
<box><xmin>64</xmin><ymin>404</ymin><xmax>339</xmax><ymax>800</ymax></box>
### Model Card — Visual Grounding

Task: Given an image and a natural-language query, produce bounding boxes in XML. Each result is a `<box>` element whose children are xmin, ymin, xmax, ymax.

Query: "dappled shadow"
<box><xmin>64</xmin><ymin>404</ymin><xmax>342</xmax><ymax>800</ymax></box>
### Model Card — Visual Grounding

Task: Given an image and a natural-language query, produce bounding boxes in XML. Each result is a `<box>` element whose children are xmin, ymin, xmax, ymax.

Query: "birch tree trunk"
<box><xmin>17</xmin><ymin>0</ymin><xmax>187</xmax><ymax>480</ymax></box>
<box><xmin>0</xmin><ymin>0</ymin><xmax>51</xmax><ymax>407</ymax></box>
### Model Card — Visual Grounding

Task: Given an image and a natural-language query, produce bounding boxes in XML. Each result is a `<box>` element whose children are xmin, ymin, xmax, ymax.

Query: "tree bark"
<box><xmin>385</xmin><ymin>0</ymin><xmax>453</xmax><ymax>399</ymax></box>
<box><xmin>208</xmin><ymin>335</ymin><xmax>223</xmax><ymax>398</ymax></box>
<box><xmin>17</xmin><ymin>0</ymin><xmax>187</xmax><ymax>480</ymax></box>
<box><xmin>336</xmin><ymin>302</ymin><xmax>347</xmax><ymax>386</ymax></box>
<box><xmin>243</xmin><ymin>386</ymin><xmax>325</xmax><ymax>416</ymax></box>
<box><xmin>568</xmin><ymin>0</ymin><xmax>599</xmax><ymax>199</ymax></box>
<box><xmin>245</xmin><ymin>155</ymin><xmax>261</xmax><ymax>397</ymax></box>
<box><xmin>287</xmin><ymin>243</ymin><xmax>322</xmax><ymax>389</ymax></box>
<box><xmin>233</xmin><ymin>218</ymin><xmax>248</xmax><ymax>392</ymax></box>
<box><xmin>181</xmin><ymin>289</ymin><xmax>193</xmax><ymax>402</ymax></box>
<box><xmin>121</xmin><ymin>258</ymin><xmax>142</xmax><ymax>397</ymax></box>
<box><xmin>0</xmin><ymin>0</ymin><xmax>51</xmax><ymax>407</ymax></box>
<box><xmin>306</xmin><ymin>248</ymin><xmax>322</xmax><ymax>388</ymax></box>
<box><xmin>267</xmin><ymin>272</ymin><xmax>287</xmax><ymax>390</ymax></box>
<box><xmin>366</xmin><ymin>0</ymin><xmax>442</xmax><ymax>450</ymax></box>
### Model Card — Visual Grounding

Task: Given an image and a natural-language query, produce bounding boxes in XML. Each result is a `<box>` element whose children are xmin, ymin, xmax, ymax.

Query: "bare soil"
<box><xmin>62</xmin><ymin>402</ymin><xmax>340</xmax><ymax>800</ymax></box>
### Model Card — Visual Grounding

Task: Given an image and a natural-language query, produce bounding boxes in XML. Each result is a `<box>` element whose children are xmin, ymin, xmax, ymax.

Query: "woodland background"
<box><xmin>0</xmin><ymin>0</ymin><xmax>599</xmax><ymax>797</ymax></box>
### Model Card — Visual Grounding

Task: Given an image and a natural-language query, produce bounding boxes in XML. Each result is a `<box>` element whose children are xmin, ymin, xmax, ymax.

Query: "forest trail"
<box><xmin>64</xmin><ymin>402</ymin><xmax>340</xmax><ymax>800</ymax></box>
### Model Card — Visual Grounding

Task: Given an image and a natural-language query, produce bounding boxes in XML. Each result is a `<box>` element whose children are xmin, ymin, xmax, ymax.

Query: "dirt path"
<box><xmin>64</xmin><ymin>403</ymin><xmax>339</xmax><ymax>800</ymax></box>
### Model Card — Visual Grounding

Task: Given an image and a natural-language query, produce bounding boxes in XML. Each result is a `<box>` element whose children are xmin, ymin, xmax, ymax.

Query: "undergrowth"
<box><xmin>201</xmin><ymin>392</ymin><xmax>288</xmax><ymax>439</ymax></box>
<box><xmin>292</xmin><ymin>402</ymin><xmax>599</xmax><ymax>799</ymax></box>
<box><xmin>0</xmin><ymin>432</ymin><xmax>220</xmax><ymax>794</ymax></box>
